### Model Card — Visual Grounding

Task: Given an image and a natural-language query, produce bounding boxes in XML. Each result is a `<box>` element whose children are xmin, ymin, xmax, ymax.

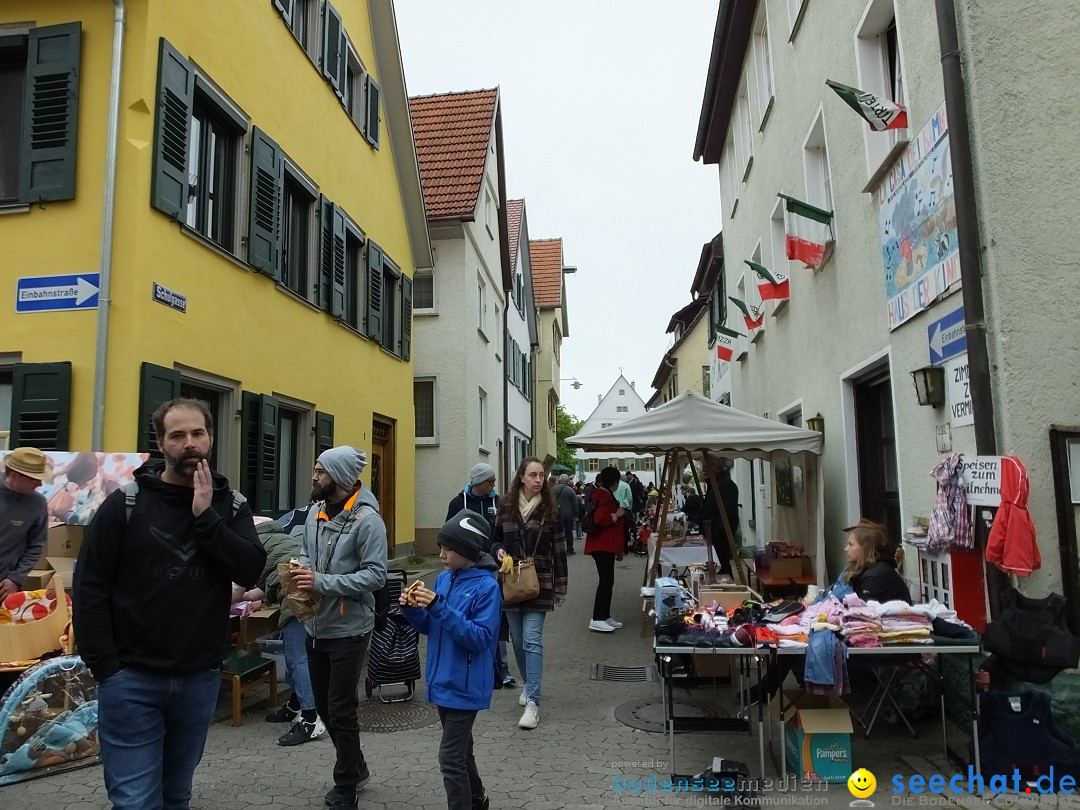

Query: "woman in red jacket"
<box><xmin>585</xmin><ymin>466</ymin><xmax>626</xmax><ymax>633</ymax></box>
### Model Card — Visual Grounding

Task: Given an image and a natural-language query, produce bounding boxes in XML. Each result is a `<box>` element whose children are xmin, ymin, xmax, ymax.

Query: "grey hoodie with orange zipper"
<box><xmin>298</xmin><ymin>485</ymin><xmax>387</xmax><ymax>639</ymax></box>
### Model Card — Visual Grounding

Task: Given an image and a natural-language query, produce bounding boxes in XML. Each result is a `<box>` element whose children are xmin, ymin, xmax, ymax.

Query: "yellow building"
<box><xmin>528</xmin><ymin>239</ymin><xmax>569</xmax><ymax>468</ymax></box>
<box><xmin>648</xmin><ymin>299</ymin><xmax>710</xmax><ymax>408</ymax></box>
<box><xmin>0</xmin><ymin>1</ymin><xmax>431</xmax><ymax>554</ymax></box>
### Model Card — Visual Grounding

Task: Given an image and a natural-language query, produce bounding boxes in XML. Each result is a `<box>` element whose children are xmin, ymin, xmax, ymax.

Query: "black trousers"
<box><xmin>591</xmin><ymin>551</ymin><xmax>616</xmax><ymax>621</ymax></box>
<box><xmin>438</xmin><ymin>706</ymin><xmax>484</xmax><ymax>809</ymax></box>
<box><xmin>706</xmin><ymin>521</ymin><xmax>734</xmax><ymax>577</ymax></box>
<box><xmin>306</xmin><ymin>633</ymin><xmax>371</xmax><ymax>794</ymax></box>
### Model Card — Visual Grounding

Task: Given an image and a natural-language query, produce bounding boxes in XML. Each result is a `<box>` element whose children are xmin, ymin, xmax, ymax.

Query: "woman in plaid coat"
<box><xmin>490</xmin><ymin>457</ymin><xmax>568</xmax><ymax>730</ymax></box>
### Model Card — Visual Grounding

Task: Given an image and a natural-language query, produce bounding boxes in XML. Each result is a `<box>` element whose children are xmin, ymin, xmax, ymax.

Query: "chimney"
<box><xmin>597</xmin><ymin>394</ymin><xmax>602</xmax><ymax>404</ymax></box>
<box><xmin>631</xmin><ymin>381</ymin><xmax>636</xmax><ymax>389</ymax></box>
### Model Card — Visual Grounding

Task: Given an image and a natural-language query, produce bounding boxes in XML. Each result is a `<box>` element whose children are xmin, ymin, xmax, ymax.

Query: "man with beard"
<box><xmin>292</xmin><ymin>446</ymin><xmax>387</xmax><ymax>809</ymax></box>
<box><xmin>73</xmin><ymin>398</ymin><xmax>265</xmax><ymax>810</ymax></box>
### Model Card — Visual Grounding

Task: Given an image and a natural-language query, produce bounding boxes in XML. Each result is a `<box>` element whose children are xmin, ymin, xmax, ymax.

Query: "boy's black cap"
<box><xmin>438</xmin><ymin>510</ymin><xmax>490</xmax><ymax>562</ymax></box>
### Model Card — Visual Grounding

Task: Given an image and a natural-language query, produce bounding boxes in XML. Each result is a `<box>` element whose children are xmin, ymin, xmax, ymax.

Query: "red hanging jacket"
<box><xmin>985</xmin><ymin>456</ymin><xmax>1040</xmax><ymax>577</ymax></box>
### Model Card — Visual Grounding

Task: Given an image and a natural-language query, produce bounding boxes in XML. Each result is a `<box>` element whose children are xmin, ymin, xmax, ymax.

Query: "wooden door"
<box><xmin>370</xmin><ymin>416</ymin><xmax>396</xmax><ymax>557</ymax></box>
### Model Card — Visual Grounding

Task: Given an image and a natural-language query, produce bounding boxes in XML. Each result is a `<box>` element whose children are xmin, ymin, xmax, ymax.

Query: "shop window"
<box><xmin>0</xmin><ymin>24</ymin><xmax>81</xmax><ymax>206</ymax></box>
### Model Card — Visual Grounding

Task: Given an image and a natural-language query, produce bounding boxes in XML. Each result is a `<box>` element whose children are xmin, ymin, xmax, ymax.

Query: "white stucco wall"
<box><xmin>575</xmin><ymin>375</ymin><xmax>656</xmax><ymax>479</ymax></box>
<box><xmin>712</xmin><ymin>0</ymin><xmax>964</xmax><ymax>582</ymax></box>
<box><xmin>413</xmin><ymin>154</ymin><xmax>507</xmax><ymax>546</ymax></box>
<box><xmin>955</xmin><ymin>0</ymin><xmax>1080</xmax><ymax>595</ymax></box>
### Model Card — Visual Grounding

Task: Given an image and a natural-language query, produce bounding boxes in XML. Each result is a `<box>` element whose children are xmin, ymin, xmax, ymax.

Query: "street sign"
<box><xmin>960</xmin><ymin>455</ymin><xmax>1002</xmax><ymax>506</ymax></box>
<box><xmin>927</xmin><ymin>305</ymin><xmax>966</xmax><ymax>365</ymax></box>
<box><xmin>945</xmin><ymin>353</ymin><xmax>974</xmax><ymax>427</ymax></box>
<box><xmin>153</xmin><ymin>282</ymin><xmax>187</xmax><ymax>312</ymax></box>
<box><xmin>16</xmin><ymin>273</ymin><xmax>100</xmax><ymax>313</ymax></box>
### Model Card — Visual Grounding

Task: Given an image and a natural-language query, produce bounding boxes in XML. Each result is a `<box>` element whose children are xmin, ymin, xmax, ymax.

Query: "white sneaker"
<box><xmin>518</xmin><ymin>700</ymin><xmax>540</xmax><ymax>729</ymax></box>
<box><xmin>310</xmin><ymin>717</ymin><xmax>326</xmax><ymax>740</ymax></box>
<box><xmin>605</xmin><ymin>617</ymin><xmax>624</xmax><ymax>629</ymax></box>
<box><xmin>589</xmin><ymin>619</ymin><xmax>615</xmax><ymax>633</ymax></box>
<box><xmin>518</xmin><ymin>686</ymin><xmax>528</xmax><ymax>707</ymax></box>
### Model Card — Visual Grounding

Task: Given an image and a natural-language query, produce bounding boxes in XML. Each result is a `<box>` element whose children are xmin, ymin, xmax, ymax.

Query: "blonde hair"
<box><xmin>843</xmin><ymin>519</ymin><xmax>889</xmax><ymax>582</ymax></box>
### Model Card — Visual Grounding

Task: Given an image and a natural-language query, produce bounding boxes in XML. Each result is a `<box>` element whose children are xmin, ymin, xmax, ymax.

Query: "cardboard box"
<box><xmin>768</xmin><ymin>556</ymin><xmax>812</xmax><ymax>579</ymax></box>
<box><xmin>46</xmin><ymin>557</ymin><xmax>77</xmax><ymax>586</ymax></box>
<box><xmin>694</xmin><ymin>653</ymin><xmax>731</xmax><ymax>680</ymax></box>
<box><xmin>23</xmin><ymin>569</ymin><xmax>54</xmax><ymax>590</ymax></box>
<box><xmin>697</xmin><ymin>586</ymin><xmax>760</xmax><ymax>611</ymax></box>
<box><xmin>47</xmin><ymin>524</ymin><xmax>84</xmax><ymax>559</ymax></box>
<box><xmin>771</xmin><ymin>691</ymin><xmax>853</xmax><ymax>783</ymax></box>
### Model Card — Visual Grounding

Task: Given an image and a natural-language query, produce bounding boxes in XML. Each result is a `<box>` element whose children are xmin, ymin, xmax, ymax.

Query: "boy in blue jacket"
<box><xmin>401</xmin><ymin>510</ymin><xmax>502</xmax><ymax>810</ymax></box>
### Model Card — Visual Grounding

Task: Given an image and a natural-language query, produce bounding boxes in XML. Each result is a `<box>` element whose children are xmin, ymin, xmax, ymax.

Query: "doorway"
<box><xmin>371</xmin><ymin>415</ymin><xmax>396</xmax><ymax>557</ymax></box>
<box><xmin>853</xmin><ymin>372</ymin><xmax>901</xmax><ymax>549</ymax></box>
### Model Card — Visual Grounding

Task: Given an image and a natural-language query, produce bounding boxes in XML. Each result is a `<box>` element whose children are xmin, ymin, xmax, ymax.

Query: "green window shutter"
<box><xmin>400</xmin><ymin>274</ymin><xmax>412</xmax><ymax>360</ymax></box>
<box><xmin>330</xmin><ymin>204</ymin><xmax>347</xmax><ymax>318</ymax></box>
<box><xmin>363</xmin><ymin>75</ymin><xmax>380</xmax><ymax>148</ymax></box>
<box><xmin>10</xmin><ymin>362</ymin><xmax>72</xmax><ymax>451</ymax></box>
<box><xmin>248</xmin><ymin>127</ymin><xmax>283</xmax><ymax>279</ymax></box>
<box><xmin>239</xmin><ymin>391</ymin><xmax>261</xmax><ymax>506</ymax></box>
<box><xmin>137</xmin><ymin>362</ymin><xmax>181</xmax><ymax>456</ymax></box>
<box><xmin>273</xmin><ymin>0</ymin><xmax>291</xmax><ymax>25</ymax></box>
<box><xmin>322</xmin><ymin>2</ymin><xmax>343</xmax><ymax>93</ymax></box>
<box><xmin>315</xmin><ymin>411</ymin><xmax>334</xmax><ymax>458</ymax></box>
<box><xmin>150</xmin><ymin>38</ymin><xmax>193</xmax><ymax>220</ymax></box>
<box><xmin>366</xmin><ymin>241</ymin><xmax>384</xmax><ymax>341</ymax></box>
<box><xmin>318</xmin><ymin>196</ymin><xmax>333</xmax><ymax>312</ymax></box>
<box><xmin>504</xmin><ymin>333</ymin><xmax>512</xmax><ymax>379</ymax></box>
<box><xmin>19</xmin><ymin>22</ymin><xmax>81</xmax><ymax>204</ymax></box>
<box><xmin>257</xmin><ymin>394</ymin><xmax>280</xmax><ymax>515</ymax></box>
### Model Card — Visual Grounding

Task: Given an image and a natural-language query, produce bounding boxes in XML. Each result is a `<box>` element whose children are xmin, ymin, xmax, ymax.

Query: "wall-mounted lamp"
<box><xmin>911</xmin><ymin>366</ymin><xmax>946</xmax><ymax>408</ymax></box>
<box><xmin>562</xmin><ymin>266</ymin><xmax>578</xmax><ymax>274</ymax></box>
<box><xmin>538</xmin><ymin>377</ymin><xmax>583</xmax><ymax>390</ymax></box>
<box><xmin>806</xmin><ymin>413</ymin><xmax>825</xmax><ymax>440</ymax></box>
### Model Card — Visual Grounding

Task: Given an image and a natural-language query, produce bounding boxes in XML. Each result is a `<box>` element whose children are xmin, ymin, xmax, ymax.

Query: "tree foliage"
<box><xmin>555</xmin><ymin>404</ymin><xmax>584</xmax><ymax>471</ymax></box>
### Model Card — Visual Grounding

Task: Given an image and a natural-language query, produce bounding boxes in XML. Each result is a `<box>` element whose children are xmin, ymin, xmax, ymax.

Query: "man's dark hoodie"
<box><xmin>446</xmin><ymin>485</ymin><xmax>499</xmax><ymax>531</ymax></box>
<box><xmin>73</xmin><ymin>460</ymin><xmax>266</xmax><ymax>682</ymax></box>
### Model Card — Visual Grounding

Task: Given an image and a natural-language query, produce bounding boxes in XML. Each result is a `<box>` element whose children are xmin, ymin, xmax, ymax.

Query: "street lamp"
<box><xmin>538</xmin><ymin>377</ymin><xmax>582</xmax><ymax>390</ymax></box>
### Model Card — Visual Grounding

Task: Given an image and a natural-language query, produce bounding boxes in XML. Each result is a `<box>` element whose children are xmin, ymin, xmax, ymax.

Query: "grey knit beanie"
<box><xmin>317</xmin><ymin>446</ymin><xmax>367</xmax><ymax>489</ymax></box>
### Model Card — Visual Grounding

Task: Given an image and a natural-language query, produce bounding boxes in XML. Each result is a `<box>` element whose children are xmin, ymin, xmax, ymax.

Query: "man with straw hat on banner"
<box><xmin>0</xmin><ymin>446</ymin><xmax>51</xmax><ymax>599</ymax></box>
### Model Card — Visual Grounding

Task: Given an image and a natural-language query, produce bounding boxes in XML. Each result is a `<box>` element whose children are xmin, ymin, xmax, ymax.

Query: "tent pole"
<box><xmin>686</xmin><ymin>449</ymin><xmax>716</xmax><ymax>576</ymax></box>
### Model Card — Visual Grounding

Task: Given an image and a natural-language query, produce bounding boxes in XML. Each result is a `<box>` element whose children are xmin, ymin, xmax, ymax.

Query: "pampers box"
<box><xmin>770</xmin><ymin>691</ymin><xmax>853</xmax><ymax>783</ymax></box>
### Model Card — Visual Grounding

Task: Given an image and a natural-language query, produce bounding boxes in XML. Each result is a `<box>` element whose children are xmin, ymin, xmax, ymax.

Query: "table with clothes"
<box><xmin>652</xmin><ymin>587</ymin><xmax>982</xmax><ymax>781</ymax></box>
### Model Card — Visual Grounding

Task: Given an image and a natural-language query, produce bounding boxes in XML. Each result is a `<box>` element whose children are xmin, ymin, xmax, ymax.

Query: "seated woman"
<box><xmin>747</xmin><ymin>519</ymin><xmax>908</xmax><ymax>705</ymax></box>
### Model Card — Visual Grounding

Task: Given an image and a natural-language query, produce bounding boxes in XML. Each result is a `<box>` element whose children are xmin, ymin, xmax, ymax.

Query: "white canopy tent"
<box><xmin>567</xmin><ymin>390</ymin><xmax>827</xmax><ymax>588</ymax></box>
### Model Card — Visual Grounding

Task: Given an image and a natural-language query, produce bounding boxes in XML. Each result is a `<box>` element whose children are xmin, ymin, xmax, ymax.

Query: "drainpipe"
<box><xmin>934</xmin><ymin>0</ymin><xmax>1006</xmax><ymax>614</ymax></box>
<box><xmin>91</xmin><ymin>0</ymin><xmax>126</xmax><ymax>451</ymax></box>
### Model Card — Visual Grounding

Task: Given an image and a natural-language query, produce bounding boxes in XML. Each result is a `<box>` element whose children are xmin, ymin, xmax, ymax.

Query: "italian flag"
<box><xmin>729</xmin><ymin>296</ymin><xmax>764</xmax><ymax>331</ymax></box>
<box><xmin>745</xmin><ymin>260</ymin><xmax>789</xmax><ymax>301</ymax></box>
<box><xmin>826</xmin><ymin>79</ymin><xmax>908</xmax><ymax>132</ymax></box>
<box><xmin>715</xmin><ymin>325</ymin><xmax>740</xmax><ymax>361</ymax></box>
<box><xmin>780</xmin><ymin>193</ymin><xmax>832</xmax><ymax>270</ymax></box>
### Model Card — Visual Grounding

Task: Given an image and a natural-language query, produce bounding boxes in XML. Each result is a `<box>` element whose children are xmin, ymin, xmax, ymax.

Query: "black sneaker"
<box><xmin>324</xmin><ymin>787</ymin><xmax>358</xmax><ymax>808</ymax></box>
<box><xmin>264</xmin><ymin>702</ymin><xmax>298</xmax><ymax>723</ymax></box>
<box><xmin>473</xmin><ymin>794</ymin><xmax>490</xmax><ymax>810</ymax></box>
<box><xmin>277</xmin><ymin>718</ymin><xmax>325</xmax><ymax>746</ymax></box>
<box><xmin>357</xmin><ymin>759</ymin><xmax>370</xmax><ymax>791</ymax></box>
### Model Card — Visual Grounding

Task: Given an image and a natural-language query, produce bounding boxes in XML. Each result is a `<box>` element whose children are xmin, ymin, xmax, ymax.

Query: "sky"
<box><xmin>394</xmin><ymin>0</ymin><xmax>722</xmax><ymax>422</ymax></box>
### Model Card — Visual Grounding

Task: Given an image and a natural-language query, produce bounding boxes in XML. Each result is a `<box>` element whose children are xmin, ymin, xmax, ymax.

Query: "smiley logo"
<box><xmin>848</xmin><ymin>767</ymin><xmax>877</xmax><ymax>799</ymax></box>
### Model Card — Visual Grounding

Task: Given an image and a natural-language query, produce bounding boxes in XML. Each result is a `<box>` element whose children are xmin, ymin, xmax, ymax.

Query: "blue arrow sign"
<box><xmin>16</xmin><ymin>273</ymin><xmax>100</xmax><ymax>313</ymax></box>
<box><xmin>927</xmin><ymin>305</ymin><xmax>966</xmax><ymax>365</ymax></box>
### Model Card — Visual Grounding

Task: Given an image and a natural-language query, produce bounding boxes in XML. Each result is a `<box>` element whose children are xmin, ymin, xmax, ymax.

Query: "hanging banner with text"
<box><xmin>945</xmin><ymin>353</ymin><xmax>974</xmax><ymax>427</ymax></box>
<box><xmin>961</xmin><ymin>455</ymin><xmax>1002</xmax><ymax>506</ymax></box>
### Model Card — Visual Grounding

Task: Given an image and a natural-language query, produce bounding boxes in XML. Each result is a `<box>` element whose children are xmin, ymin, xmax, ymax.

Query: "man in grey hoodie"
<box><xmin>0</xmin><ymin>447</ymin><xmax>51</xmax><ymax>599</ymax></box>
<box><xmin>293</xmin><ymin>446</ymin><xmax>387</xmax><ymax>810</ymax></box>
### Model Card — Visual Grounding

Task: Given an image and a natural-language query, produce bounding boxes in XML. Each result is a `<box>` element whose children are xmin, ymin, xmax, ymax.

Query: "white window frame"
<box><xmin>476</xmin><ymin>274</ymin><xmax>488</xmax><ymax>340</ymax></box>
<box><xmin>748</xmin><ymin>241</ymin><xmax>766</xmax><ymax>343</ymax></box>
<box><xmin>788</xmin><ymin>0</ymin><xmax>809</xmax><ymax>41</ymax></box>
<box><xmin>778</xmin><ymin>399</ymin><xmax>804</xmax><ymax>428</ymax></box>
<box><xmin>802</xmin><ymin>107</ymin><xmax>836</xmax><ymax>238</ymax></box>
<box><xmin>736</xmin><ymin>81</ymin><xmax>754</xmax><ymax>181</ymax></box>
<box><xmin>769</xmin><ymin>197</ymin><xmax>790</xmax><ymax>316</ymax></box>
<box><xmin>413</xmin><ymin>268</ymin><xmax>435</xmax><ymax>314</ymax></box>
<box><xmin>342</xmin><ymin>38</ymin><xmax>367</xmax><ymax>133</ymax></box>
<box><xmin>854</xmin><ymin>0</ymin><xmax>911</xmax><ymax>190</ymax></box>
<box><xmin>478</xmin><ymin>387</ymin><xmax>488</xmax><ymax>451</ymax></box>
<box><xmin>281</xmin><ymin>159</ymin><xmax>319</xmax><ymax>303</ymax></box>
<box><xmin>414</xmin><ymin>376</ymin><xmax>438</xmax><ymax>444</ymax></box>
<box><xmin>753</xmin><ymin>8</ymin><xmax>775</xmax><ymax>130</ymax></box>
<box><xmin>734</xmin><ymin>276</ymin><xmax>749</xmax><ymax>361</ymax></box>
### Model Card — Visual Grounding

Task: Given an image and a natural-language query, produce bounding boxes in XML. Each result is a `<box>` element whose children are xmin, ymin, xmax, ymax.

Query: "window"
<box><xmin>484</xmin><ymin>188</ymin><xmax>494</xmax><ymax>239</ymax></box>
<box><xmin>0</xmin><ymin>24</ymin><xmax>80</xmax><ymax>207</ymax></box>
<box><xmin>788</xmin><ymin>0</ymin><xmax>809</xmax><ymax>40</ymax></box>
<box><xmin>753</xmin><ymin>11</ymin><xmax>775</xmax><ymax>129</ymax></box>
<box><xmin>619</xmin><ymin>389</ymin><xmax>626</xmax><ymax>396</ymax></box>
<box><xmin>645</xmin><ymin>457</ymin><xmax>655</xmax><ymax>471</ymax></box>
<box><xmin>365</xmin><ymin>241</ymin><xmax>411</xmax><ymax>360</ymax></box>
<box><xmin>702</xmin><ymin>366</ymin><xmax>711</xmax><ymax>398</ymax></box>
<box><xmin>414</xmin><ymin>378</ymin><xmax>436</xmax><ymax>442</ymax></box>
<box><xmin>343</xmin><ymin>42</ymin><xmax>366</xmax><ymax>128</ymax></box>
<box><xmin>748</xmin><ymin>242</ymin><xmax>766</xmax><ymax>342</ymax></box>
<box><xmin>178</xmin><ymin>380</ymin><xmax>222</xmax><ymax>470</ymax></box>
<box><xmin>275</xmin><ymin>0</ymin><xmax>314</xmax><ymax>51</ymax></box>
<box><xmin>601</xmin><ymin>422</ymin><xmax>613</xmax><ymax>429</ymax></box>
<box><xmin>855</xmin><ymin>0</ymin><xmax>910</xmax><ymax>184</ymax></box>
<box><xmin>343</xmin><ymin>225</ymin><xmax>365</xmax><ymax>330</ymax></box>
<box><xmin>722</xmin><ymin>135</ymin><xmax>739</xmax><ymax>219</ymax></box>
<box><xmin>276</xmin><ymin>407</ymin><xmax>301</xmax><ymax>512</ymax></box>
<box><xmin>414</xmin><ymin>269</ymin><xmax>434</xmax><ymax>310</ymax></box>
<box><xmin>185</xmin><ymin>91</ymin><xmax>243</xmax><ymax>250</ymax></box>
<box><xmin>553</xmin><ymin>321</ymin><xmax>562</xmax><ymax>364</ymax></box>
<box><xmin>477</xmin><ymin>277</ymin><xmax>487</xmax><ymax>334</ymax></box>
<box><xmin>616</xmin><ymin>406</ymin><xmax>628</xmax><ymax>413</ymax></box>
<box><xmin>770</xmin><ymin>199</ymin><xmax>790</xmax><ymax>314</ymax></box>
<box><xmin>381</xmin><ymin>264</ymin><xmax>400</xmax><ymax>352</ymax></box>
<box><xmin>803</xmin><ymin>111</ymin><xmax>834</xmax><ymax>221</ymax></box>
<box><xmin>478</xmin><ymin>388</ymin><xmax>488</xmax><ymax>449</ymax></box>
<box><xmin>282</xmin><ymin>169</ymin><xmax>316</xmax><ymax>299</ymax></box>
<box><xmin>548</xmin><ymin>391</ymin><xmax>558</xmax><ymax>429</ymax></box>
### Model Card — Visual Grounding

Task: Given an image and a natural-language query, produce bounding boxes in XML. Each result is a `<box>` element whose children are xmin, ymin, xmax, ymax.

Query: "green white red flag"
<box><xmin>780</xmin><ymin>193</ymin><xmax>832</xmax><ymax>270</ymax></box>
<box><xmin>745</xmin><ymin>260</ymin><xmax>789</xmax><ymax>301</ymax></box>
<box><xmin>826</xmin><ymin>79</ymin><xmax>908</xmax><ymax>132</ymax></box>
<box><xmin>729</xmin><ymin>296</ymin><xmax>764</xmax><ymax>331</ymax></box>
<box><xmin>715</xmin><ymin>325</ymin><xmax>740</xmax><ymax>361</ymax></box>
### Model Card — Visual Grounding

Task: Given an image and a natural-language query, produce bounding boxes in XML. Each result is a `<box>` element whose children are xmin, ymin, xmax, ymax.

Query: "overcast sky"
<box><xmin>395</xmin><ymin>0</ymin><xmax>722</xmax><ymax>422</ymax></box>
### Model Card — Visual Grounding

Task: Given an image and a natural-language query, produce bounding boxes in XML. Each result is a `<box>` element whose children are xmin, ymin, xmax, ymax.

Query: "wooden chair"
<box><xmin>220</xmin><ymin>648</ymin><xmax>277</xmax><ymax>727</ymax></box>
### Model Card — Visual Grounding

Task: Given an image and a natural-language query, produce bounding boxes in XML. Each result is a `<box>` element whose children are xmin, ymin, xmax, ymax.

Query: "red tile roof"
<box><xmin>408</xmin><ymin>89</ymin><xmax>498</xmax><ymax>220</ymax></box>
<box><xmin>506</xmin><ymin>199</ymin><xmax>524</xmax><ymax>269</ymax></box>
<box><xmin>529</xmin><ymin>239</ymin><xmax>564</xmax><ymax>309</ymax></box>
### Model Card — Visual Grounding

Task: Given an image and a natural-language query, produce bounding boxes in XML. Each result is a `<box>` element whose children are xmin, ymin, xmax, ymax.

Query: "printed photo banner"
<box><xmin>878</xmin><ymin>101</ymin><xmax>961</xmax><ymax>330</ymax></box>
<box><xmin>0</xmin><ymin>451</ymin><xmax>150</xmax><ymax>525</ymax></box>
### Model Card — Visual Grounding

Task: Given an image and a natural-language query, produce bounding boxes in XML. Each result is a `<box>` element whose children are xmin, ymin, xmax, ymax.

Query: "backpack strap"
<box><xmin>230</xmin><ymin>490</ymin><xmax>247</xmax><ymax>517</ymax></box>
<box><xmin>121</xmin><ymin>481</ymin><xmax>140</xmax><ymax>522</ymax></box>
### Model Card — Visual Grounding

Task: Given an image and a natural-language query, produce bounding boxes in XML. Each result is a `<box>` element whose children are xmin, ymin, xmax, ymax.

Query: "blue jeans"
<box><xmin>505</xmin><ymin>610</ymin><xmax>546</xmax><ymax>704</ymax></box>
<box><xmin>281</xmin><ymin>618</ymin><xmax>315</xmax><ymax>711</ymax></box>
<box><xmin>97</xmin><ymin>667</ymin><xmax>220</xmax><ymax>810</ymax></box>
